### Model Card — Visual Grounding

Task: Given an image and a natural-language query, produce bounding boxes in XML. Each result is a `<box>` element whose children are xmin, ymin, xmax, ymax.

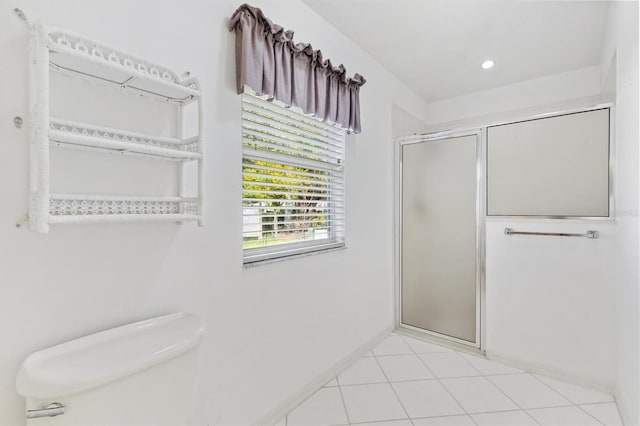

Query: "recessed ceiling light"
<box><xmin>482</xmin><ymin>60</ymin><xmax>495</xmax><ymax>70</ymax></box>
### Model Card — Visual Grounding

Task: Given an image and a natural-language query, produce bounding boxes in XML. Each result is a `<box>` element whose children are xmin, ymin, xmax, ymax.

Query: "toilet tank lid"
<box><xmin>16</xmin><ymin>313</ymin><xmax>204</xmax><ymax>399</ymax></box>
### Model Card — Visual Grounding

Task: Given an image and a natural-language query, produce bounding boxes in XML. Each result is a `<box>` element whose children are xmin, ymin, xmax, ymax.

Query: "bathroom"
<box><xmin>0</xmin><ymin>0</ymin><xmax>638</xmax><ymax>425</ymax></box>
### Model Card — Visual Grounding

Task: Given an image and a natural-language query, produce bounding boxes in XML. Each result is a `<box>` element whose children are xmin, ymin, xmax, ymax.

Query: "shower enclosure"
<box><xmin>395</xmin><ymin>130</ymin><xmax>484</xmax><ymax>349</ymax></box>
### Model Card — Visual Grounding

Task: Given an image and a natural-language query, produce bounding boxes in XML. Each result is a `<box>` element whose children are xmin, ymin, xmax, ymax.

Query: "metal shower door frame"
<box><xmin>394</xmin><ymin>128</ymin><xmax>486</xmax><ymax>351</ymax></box>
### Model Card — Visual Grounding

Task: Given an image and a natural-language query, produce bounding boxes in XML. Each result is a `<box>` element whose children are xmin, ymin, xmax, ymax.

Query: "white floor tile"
<box><xmin>392</xmin><ymin>380</ymin><xmax>465</xmax><ymax>418</ymax></box>
<box><xmin>338</xmin><ymin>357</ymin><xmax>387</xmax><ymax>385</ymax></box>
<box><xmin>488</xmin><ymin>374</ymin><xmax>571</xmax><ymax>409</ymax></box>
<box><xmin>580</xmin><ymin>402</ymin><xmax>623</xmax><ymax>425</ymax></box>
<box><xmin>534</xmin><ymin>374</ymin><xmax>614</xmax><ymax>404</ymax></box>
<box><xmin>372</xmin><ymin>335</ymin><xmax>413</xmax><ymax>356</ymax></box>
<box><xmin>324</xmin><ymin>378</ymin><xmax>338</xmax><ymax>387</ymax></box>
<box><xmin>352</xmin><ymin>420</ymin><xmax>413</xmax><ymax>426</ymax></box>
<box><xmin>412</xmin><ymin>414</ymin><xmax>475</xmax><ymax>425</ymax></box>
<box><xmin>274</xmin><ymin>416</ymin><xmax>286</xmax><ymax>425</ymax></box>
<box><xmin>526</xmin><ymin>406</ymin><xmax>601</xmax><ymax>425</ymax></box>
<box><xmin>284</xmin><ymin>334</ymin><xmax>623</xmax><ymax>426</ymax></box>
<box><xmin>419</xmin><ymin>352</ymin><xmax>481</xmax><ymax>378</ymax></box>
<box><xmin>341</xmin><ymin>383</ymin><xmax>408</xmax><ymax>424</ymax></box>
<box><xmin>377</xmin><ymin>354</ymin><xmax>435</xmax><ymax>381</ymax></box>
<box><xmin>471</xmin><ymin>410</ymin><xmax>538</xmax><ymax>425</ymax></box>
<box><xmin>402</xmin><ymin>336</ymin><xmax>453</xmax><ymax>353</ymax></box>
<box><xmin>459</xmin><ymin>353</ymin><xmax>523</xmax><ymax>375</ymax></box>
<box><xmin>441</xmin><ymin>376</ymin><xmax>519</xmax><ymax>413</ymax></box>
<box><xmin>287</xmin><ymin>387</ymin><xmax>348</xmax><ymax>426</ymax></box>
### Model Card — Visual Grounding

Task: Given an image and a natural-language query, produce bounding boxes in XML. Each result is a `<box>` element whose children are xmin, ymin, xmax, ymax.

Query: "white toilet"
<box><xmin>16</xmin><ymin>313</ymin><xmax>204</xmax><ymax>425</ymax></box>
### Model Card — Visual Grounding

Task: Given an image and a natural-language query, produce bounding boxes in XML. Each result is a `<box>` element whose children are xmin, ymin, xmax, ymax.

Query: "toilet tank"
<box><xmin>16</xmin><ymin>313</ymin><xmax>204</xmax><ymax>425</ymax></box>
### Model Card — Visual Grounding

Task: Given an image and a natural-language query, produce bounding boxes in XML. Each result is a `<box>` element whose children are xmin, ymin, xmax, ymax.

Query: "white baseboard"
<box><xmin>485</xmin><ymin>349</ymin><xmax>614</xmax><ymax>395</ymax></box>
<box><xmin>255</xmin><ymin>327</ymin><xmax>392</xmax><ymax>426</ymax></box>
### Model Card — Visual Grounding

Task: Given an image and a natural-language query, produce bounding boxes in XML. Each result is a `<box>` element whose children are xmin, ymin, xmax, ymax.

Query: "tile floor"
<box><xmin>279</xmin><ymin>333</ymin><xmax>623</xmax><ymax>426</ymax></box>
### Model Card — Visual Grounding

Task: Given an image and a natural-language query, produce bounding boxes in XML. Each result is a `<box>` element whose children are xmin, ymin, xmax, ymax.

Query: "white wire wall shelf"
<box><xmin>28</xmin><ymin>22</ymin><xmax>205</xmax><ymax>233</ymax></box>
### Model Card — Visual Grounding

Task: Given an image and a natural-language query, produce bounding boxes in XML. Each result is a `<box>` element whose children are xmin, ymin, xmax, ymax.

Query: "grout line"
<box><xmin>611</xmin><ymin>397</ymin><xmax>625</xmax><ymax>425</ymax></box>
<box><xmin>334</xmin><ymin>374</ymin><xmax>353</xmax><ymax>425</ymax></box>
<box><xmin>461</xmin><ymin>351</ymin><xmax>614</xmax><ymax>421</ymax></box>
<box><xmin>349</xmin><ymin>417</ymin><xmax>411</xmax><ymax>425</ymax></box>
<box><xmin>282</xmin><ymin>384</ymin><xmax>332</xmax><ymax>423</ymax></box>
<box><xmin>336</xmin><ymin>382</ymin><xmax>352</xmax><ymax>426</ymax></box>
<box><xmin>531</xmin><ymin>374</ymin><xmax>617</xmax><ymax>424</ymax></box>
<box><xmin>398</xmin><ymin>334</ymin><xmax>476</xmax><ymax>424</ymax></box>
<box><xmin>334</xmin><ymin>373</ymin><xmax>542</xmax><ymax>386</ymax></box>
<box><xmin>466</xmin><ymin>409</ymin><xmax>538</xmax><ymax>425</ymax></box>
<box><xmin>373</xmin><ymin>351</ymin><xmax>452</xmax><ymax>357</ymax></box>
<box><xmin>415</xmin><ymin>409</ymin><xmax>534</xmax><ymax>422</ymax></box>
<box><xmin>478</xmin><ymin>370</ymin><xmax>527</xmax><ymax>410</ymax></box>
<box><xmin>578</xmin><ymin>401</ymin><xmax>620</xmax><ymax>406</ymax></box>
<box><xmin>578</xmin><ymin>401</ymin><xmax>624</xmax><ymax>425</ymax></box>
<box><xmin>525</xmin><ymin>405</ymin><xmax>606</xmax><ymax>426</ymax></box>
<box><xmin>566</xmin><ymin>405</ymin><xmax>605</xmax><ymax>426</ymax></box>
<box><xmin>529</xmin><ymin>374</ymin><xmax>606</xmax><ymax>425</ymax></box>
<box><xmin>371</xmin><ymin>350</ymin><xmax>413</xmax><ymax>423</ymax></box>
<box><xmin>411</xmin><ymin>412</ymin><xmax>478</xmax><ymax>421</ymax></box>
<box><xmin>339</xmin><ymin>380</ymin><xmax>389</xmax><ymax>387</ymax></box>
<box><xmin>451</xmin><ymin>350</ymin><xmax>486</xmax><ymax>376</ymax></box>
<box><xmin>529</xmin><ymin>373</ymin><xmax>577</xmax><ymax>402</ymax></box>
<box><xmin>478</xmin><ymin>377</ymin><xmax>540</xmax><ymax>425</ymax></box>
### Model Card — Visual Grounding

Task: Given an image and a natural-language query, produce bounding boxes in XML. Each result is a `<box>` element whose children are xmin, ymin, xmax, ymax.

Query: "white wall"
<box><xmin>421</xmin><ymin>65</ymin><xmax>605</xmax><ymax>132</ymax></box>
<box><xmin>601</xmin><ymin>2</ymin><xmax>639</xmax><ymax>424</ymax></box>
<box><xmin>0</xmin><ymin>1</ymin><xmax>431</xmax><ymax>424</ymax></box>
<box><xmin>392</xmin><ymin>104</ymin><xmax>429</xmax><ymax>139</ymax></box>
<box><xmin>413</xmin><ymin>66</ymin><xmax>618</xmax><ymax>389</ymax></box>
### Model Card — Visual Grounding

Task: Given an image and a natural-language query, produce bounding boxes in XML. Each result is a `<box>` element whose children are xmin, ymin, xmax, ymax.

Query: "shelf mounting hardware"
<box><xmin>14</xmin><ymin>8</ymin><xmax>28</xmax><ymax>23</ymax></box>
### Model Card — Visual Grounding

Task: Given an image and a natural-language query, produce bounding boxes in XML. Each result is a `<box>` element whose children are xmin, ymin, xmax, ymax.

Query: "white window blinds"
<box><xmin>242</xmin><ymin>93</ymin><xmax>346</xmax><ymax>263</ymax></box>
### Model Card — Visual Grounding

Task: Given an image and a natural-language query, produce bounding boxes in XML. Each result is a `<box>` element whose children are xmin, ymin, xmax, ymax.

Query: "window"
<box><xmin>487</xmin><ymin>108</ymin><xmax>610</xmax><ymax>218</ymax></box>
<box><xmin>242</xmin><ymin>93</ymin><xmax>346</xmax><ymax>263</ymax></box>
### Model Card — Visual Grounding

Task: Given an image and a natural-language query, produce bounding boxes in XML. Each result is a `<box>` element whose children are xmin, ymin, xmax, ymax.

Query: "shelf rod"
<box><xmin>51</xmin><ymin>118</ymin><xmax>191</xmax><ymax>145</ymax></box>
<box><xmin>50</xmin><ymin>141</ymin><xmax>189</xmax><ymax>162</ymax></box>
<box><xmin>504</xmin><ymin>228</ymin><xmax>599</xmax><ymax>239</ymax></box>
<box><xmin>50</xmin><ymin>194</ymin><xmax>197</xmax><ymax>202</ymax></box>
<box><xmin>48</xmin><ymin>48</ymin><xmax>199</xmax><ymax>102</ymax></box>
<box><xmin>50</xmin><ymin>136</ymin><xmax>200</xmax><ymax>160</ymax></box>
<box><xmin>47</xmin><ymin>42</ymin><xmax>203</xmax><ymax>98</ymax></box>
<box><xmin>49</xmin><ymin>214</ymin><xmax>201</xmax><ymax>224</ymax></box>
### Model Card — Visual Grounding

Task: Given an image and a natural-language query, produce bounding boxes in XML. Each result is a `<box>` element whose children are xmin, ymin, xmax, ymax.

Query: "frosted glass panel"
<box><xmin>401</xmin><ymin>135</ymin><xmax>478</xmax><ymax>343</ymax></box>
<box><xmin>487</xmin><ymin>108</ymin><xmax>610</xmax><ymax>217</ymax></box>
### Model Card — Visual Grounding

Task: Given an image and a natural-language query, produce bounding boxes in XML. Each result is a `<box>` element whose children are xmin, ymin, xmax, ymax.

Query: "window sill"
<box><xmin>243</xmin><ymin>244</ymin><xmax>347</xmax><ymax>268</ymax></box>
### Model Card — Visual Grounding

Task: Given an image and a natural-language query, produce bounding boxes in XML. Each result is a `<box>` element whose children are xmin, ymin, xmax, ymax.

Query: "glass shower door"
<box><xmin>400</xmin><ymin>133</ymin><xmax>481</xmax><ymax>345</ymax></box>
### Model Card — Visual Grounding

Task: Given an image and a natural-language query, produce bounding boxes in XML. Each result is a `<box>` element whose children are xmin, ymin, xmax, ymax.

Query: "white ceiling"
<box><xmin>302</xmin><ymin>0</ymin><xmax>610</xmax><ymax>102</ymax></box>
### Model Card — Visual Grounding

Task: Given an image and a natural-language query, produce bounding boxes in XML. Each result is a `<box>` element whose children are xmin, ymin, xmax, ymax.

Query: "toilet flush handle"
<box><xmin>26</xmin><ymin>402</ymin><xmax>66</xmax><ymax>419</ymax></box>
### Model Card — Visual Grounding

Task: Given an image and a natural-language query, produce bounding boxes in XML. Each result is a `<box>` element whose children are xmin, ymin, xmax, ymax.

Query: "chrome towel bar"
<box><xmin>504</xmin><ymin>228</ymin><xmax>599</xmax><ymax>239</ymax></box>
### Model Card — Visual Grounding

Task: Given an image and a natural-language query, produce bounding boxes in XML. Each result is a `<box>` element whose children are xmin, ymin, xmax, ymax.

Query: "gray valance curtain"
<box><xmin>229</xmin><ymin>3</ymin><xmax>366</xmax><ymax>134</ymax></box>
